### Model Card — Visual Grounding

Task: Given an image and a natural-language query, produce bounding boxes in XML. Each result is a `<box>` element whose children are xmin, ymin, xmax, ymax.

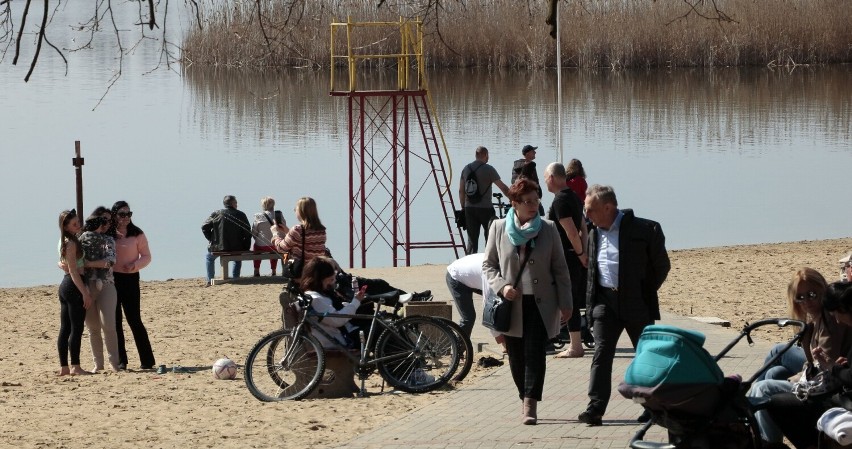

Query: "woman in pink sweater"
<box><xmin>271</xmin><ymin>197</ymin><xmax>327</xmax><ymax>274</ymax></box>
<box><xmin>110</xmin><ymin>201</ymin><xmax>155</xmax><ymax>370</ymax></box>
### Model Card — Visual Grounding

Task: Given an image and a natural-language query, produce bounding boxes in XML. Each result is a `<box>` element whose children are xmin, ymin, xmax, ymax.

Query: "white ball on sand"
<box><xmin>212</xmin><ymin>357</ymin><xmax>238</xmax><ymax>380</ymax></box>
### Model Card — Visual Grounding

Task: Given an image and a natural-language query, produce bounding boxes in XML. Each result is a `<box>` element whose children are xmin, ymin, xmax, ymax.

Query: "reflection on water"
<box><xmin>2</xmin><ymin>62</ymin><xmax>850</xmax><ymax>287</ymax></box>
<box><xmin>184</xmin><ymin>66</ymin><xmax>851</xmax><ymax>158</ymax></box>
<box><xmin>183</xmin><ymin>69</ymin><xmax>345</xmax><ymax>153</ymax></box>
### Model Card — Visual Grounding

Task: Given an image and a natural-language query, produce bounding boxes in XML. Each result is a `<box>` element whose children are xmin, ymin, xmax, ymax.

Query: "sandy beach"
<box><xmin>1</xmin><ymin>237</ymin><xmax>849</xmax><ymax>448</ymax></box>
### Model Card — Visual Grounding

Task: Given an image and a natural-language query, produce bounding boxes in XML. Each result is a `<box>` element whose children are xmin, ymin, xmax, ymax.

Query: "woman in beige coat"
<box><xmin>483</xmin><ymin>178</ymin><xmax>573</xmax><ymax>425</ymax></box>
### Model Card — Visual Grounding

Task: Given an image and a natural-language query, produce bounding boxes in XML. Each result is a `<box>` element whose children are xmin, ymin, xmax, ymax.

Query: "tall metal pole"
<box><xmin>556</xmin><ymin>3</ymin><xmax>563</xmax><ymax>163</ymax></box>
<box><xmin>72</xmin><ymin>141</ymin><xmax>84</xmax><ymax>215</ymax></box>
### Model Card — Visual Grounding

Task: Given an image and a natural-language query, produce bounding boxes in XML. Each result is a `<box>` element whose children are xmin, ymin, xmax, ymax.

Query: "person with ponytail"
<box><xmin>56</xmin><ymin>209</ymin><xmax>93</xmax><ymax>376</ymax></box>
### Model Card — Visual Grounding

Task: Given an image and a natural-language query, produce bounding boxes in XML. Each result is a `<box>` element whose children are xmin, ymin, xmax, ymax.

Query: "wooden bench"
<box><xmin>210</xmin><ymin>250</ymin><xmax>284</xmax><ymax>285</ymax></box>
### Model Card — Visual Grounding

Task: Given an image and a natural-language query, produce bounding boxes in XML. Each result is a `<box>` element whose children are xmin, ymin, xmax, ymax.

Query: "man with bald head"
<box><xmin>578</xmin><ymin>184</ymin><xmax>670</xmax><ymax>426</ymax></box>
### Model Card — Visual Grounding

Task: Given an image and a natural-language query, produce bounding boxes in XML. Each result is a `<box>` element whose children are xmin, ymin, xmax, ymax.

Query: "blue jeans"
<box><xmin>747</xmin><ymin>379</ymin><xmax>794</xmax><ymax>443</ymax></box>
<box><xmin>757</xmin><ymin>343</ymin><xmax>806</xmax><ymax>381</ymax></box>
<box><xmin>445</xmin><ymin>271</ymin><xmax>476</xmax><ymax>338</ymax></box>
<box><xmin>205</xmin><ymin>252</ymin><xmax>242</xmax><ymax>284</ymax></box>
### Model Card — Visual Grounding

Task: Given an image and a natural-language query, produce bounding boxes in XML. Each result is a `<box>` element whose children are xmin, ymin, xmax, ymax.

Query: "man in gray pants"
<box><xmin>445</xmin><ymin>253</ymin><xmax>485</xmax><ymax>338</ymax></box>
<box><xmin>458</xmin><ymin>146</ymin><xmax>509</xmax><ymax>255</ymax></box>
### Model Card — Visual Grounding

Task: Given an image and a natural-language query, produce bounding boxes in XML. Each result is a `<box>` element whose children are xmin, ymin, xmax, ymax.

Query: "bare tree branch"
<box><xmin>23</xmin><ymin>0</ymin><xmax>48</xmax><ymax>81</ymax></box>
<box><xmin>12</xmin><ymin>0</ymin><xmax>31</xmax><ymax>66</ymax></box>
<box><xmin>669</xmin><ymin>0</ymin><xmax>738</xmax><ymax>25</ymax></box>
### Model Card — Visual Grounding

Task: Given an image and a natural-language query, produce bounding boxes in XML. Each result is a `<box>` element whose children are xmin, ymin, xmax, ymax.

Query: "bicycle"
<box><xmin>244</xmin><ymin>287</ymin><xmax>463</xmax><ymax>401</ymax></box>
<box><xmin>492</xmin><ymin>192</ymin><xmax>510</xmax><ymax>218</ymax></box>
<box><xmin>549</xmin><ymin>308</ymin><xmax>595</xmax><ymax>350</ymax></box>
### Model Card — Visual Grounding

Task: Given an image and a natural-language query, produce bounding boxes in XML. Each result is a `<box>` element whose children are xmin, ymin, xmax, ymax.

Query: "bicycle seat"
<box><xmin>364</xmin><ymin>290</ymin><xmax>401</xmax><ymax>306</ymax></box>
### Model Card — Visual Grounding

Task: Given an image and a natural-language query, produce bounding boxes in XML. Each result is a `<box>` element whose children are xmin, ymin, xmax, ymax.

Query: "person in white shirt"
<box><xmin>445</xmin><ymin>253</ymin><xmax>485</xmax><ymax>338</ymax></box>
<box><xmin>300</xmin><ymin>256</ymin><xmax>366</xmax><ymax>348</ymax></box>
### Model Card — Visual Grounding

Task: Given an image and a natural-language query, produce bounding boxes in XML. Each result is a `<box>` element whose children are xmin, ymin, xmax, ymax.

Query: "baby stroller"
<box><xmin>618</xmin><ymin>318</ymin><xmax>808</xmax><ymax>449</ymax></box>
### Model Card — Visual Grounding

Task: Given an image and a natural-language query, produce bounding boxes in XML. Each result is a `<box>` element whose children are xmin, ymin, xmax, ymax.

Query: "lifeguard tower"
<box><xmin>330</xmin><ymin>17</ymin><xmax>464</xmax><ymax>268</ymax></box>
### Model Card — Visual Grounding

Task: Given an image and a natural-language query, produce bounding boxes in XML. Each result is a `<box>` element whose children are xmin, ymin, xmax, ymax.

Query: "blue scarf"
<box><xmin>505</xmin><ymin>207</ymin><xmax>541</xmax><ymax>248</ymax></box>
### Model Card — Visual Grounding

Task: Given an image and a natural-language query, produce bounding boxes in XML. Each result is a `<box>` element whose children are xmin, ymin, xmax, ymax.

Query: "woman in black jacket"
<box><xmin>766</xmin><ymin>281</ymin><xmax>852</xmax><ymax>449</ymax></box>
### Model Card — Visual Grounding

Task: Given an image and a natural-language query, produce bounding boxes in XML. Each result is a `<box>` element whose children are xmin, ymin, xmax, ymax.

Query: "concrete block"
<box><xmin>403</xmin><ymin>301</ymin><xmax>452</xmax><ymax>320</ymax></box>
<box><xmin>690</xmin><ymin>316</ymin><xmax>731</xmax><ymax>327</ymax></box>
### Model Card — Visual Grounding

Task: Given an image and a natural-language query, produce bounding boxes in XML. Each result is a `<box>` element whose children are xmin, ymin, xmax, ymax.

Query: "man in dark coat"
<box><xmin>202</xmin><ymin>195</ymin><xmax>252</xmax><ymax>285</ymax></box>
<box><xmin>578</xmin><ymin>184</ymin><xmax>671</xmax><ymax>426</ymax></box>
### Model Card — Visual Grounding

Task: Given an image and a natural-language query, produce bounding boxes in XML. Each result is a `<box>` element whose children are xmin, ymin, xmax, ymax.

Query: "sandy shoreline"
<box><xmin>0</xmin><ymin>237</ymin><xmax>849</xmax><ymax>447</ymax></box>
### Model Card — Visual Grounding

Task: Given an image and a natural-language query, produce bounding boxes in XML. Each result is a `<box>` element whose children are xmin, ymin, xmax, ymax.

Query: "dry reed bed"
<box><xmin>182</xmin><ymin>0</ymin><xmax>852</xmax><ymax>69</ymax></box>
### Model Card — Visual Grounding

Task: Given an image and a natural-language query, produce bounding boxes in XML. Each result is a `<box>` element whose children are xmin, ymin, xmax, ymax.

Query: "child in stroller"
<box><xmin>618</xmin><ymin>319</ymin><xmax>808</xmax><ymax>449</ymax></box>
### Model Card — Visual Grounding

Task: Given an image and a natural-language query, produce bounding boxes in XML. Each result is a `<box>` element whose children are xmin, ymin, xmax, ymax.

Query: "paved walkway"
<box><xmin>342</xmin><ymin>310</ymin><xmax>773</xmax><ymax>449</ymax></box>
<box><xmin>341</xmin><ymin>265</ymin><xmax>775</xmax><ymax>448</ymax></box>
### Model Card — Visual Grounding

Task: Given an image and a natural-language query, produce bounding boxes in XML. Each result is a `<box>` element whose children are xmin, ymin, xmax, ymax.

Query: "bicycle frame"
<box><xmin>286</xmin><ymin>296</ymin><xmax>430</xmax><ymax>396</ymax></box>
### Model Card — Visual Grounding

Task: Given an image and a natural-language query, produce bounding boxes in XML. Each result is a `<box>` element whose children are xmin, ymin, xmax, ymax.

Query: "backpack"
<box><xmin>464</xmin><ymin>163</ymin><xmax>485</xmax><ymax>203</ymax></box>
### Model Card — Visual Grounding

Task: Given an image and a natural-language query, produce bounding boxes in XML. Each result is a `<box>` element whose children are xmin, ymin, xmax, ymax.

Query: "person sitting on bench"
<box><xmin>202</xmin><ymin>195</ymin><xmax>252</xmax><ymax>286</ymax></box>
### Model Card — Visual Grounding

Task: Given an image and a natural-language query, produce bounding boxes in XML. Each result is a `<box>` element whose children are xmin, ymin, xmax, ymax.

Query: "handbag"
<box><xmin>482</xmin><ymin>239</ymin><xmax>534</xmax><ymax>332</ymax></box>
<box><xmin>793</xmin><ymin>363</ymin><xmax>842</xmax><ymax>403</ymax></box>
<box><xmin>281</xmin><ymin>227</ymin><xmax>306</xmax><ymax>279</ymax></box>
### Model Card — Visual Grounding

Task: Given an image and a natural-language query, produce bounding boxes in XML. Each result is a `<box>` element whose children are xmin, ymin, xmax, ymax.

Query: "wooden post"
<box><xmin>73</xmin><ymin>141</ymin><xmax>84</xmax><ymax>215</ymax></box>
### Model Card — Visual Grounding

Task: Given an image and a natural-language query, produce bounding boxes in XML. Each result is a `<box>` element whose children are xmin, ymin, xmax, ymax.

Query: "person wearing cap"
<box><xmin>511</xmin><ymin>144</ymin><xmax>538</xmax><ymax>185</ymax></box>
<box><xmin>459</xmin><ymin>146</ymin><xmax>509</xmax><ymax>255</ymax></box>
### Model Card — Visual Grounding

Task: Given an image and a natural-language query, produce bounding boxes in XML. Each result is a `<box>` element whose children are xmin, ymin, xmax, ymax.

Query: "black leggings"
<box><xmin>114</xmin><ymin>272</ymin><xmax>155</xmax><ymax>367</ymax></box>
<box><xmin>565</xmin><ymin>253</ymin><xmax>587</xmax><ymax>332</ymax></box>
<box><xmin>504</xmin><ymin>295</ymin><xmax>549</xmax><ymax>401</ymax></box>
<box><xmin>58</xmin><ymin>275</ymin><xmax>86</xmax><ymax>367</ymax></box>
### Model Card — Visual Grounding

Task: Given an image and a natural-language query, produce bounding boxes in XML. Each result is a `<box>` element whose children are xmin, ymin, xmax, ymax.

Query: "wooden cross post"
<box><xmin>73</xmin><ymin>141</ymin><xmax>84</xmax><ymax>216</ymax></box>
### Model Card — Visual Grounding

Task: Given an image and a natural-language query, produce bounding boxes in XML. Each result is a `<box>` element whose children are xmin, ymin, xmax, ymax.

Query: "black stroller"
<box><xmin>618</xmin><ymin>319</ymin><xmax>808</xmax><ymax>449</ymax></box>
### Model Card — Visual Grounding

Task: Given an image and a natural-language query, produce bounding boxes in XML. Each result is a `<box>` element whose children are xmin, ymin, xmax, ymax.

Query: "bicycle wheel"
<box><xmin>435</xmin><ymin>318</ymin><xmax>473</xmax><ymax>382</ymax></box>
<box><xmin>244</xmin><ymin>329</ymin><xmax>325</xmax><ymax>401</ymax></box>
<box><xmin>375</xmin><ymin>316</ymin><xmax>460</xmax><ymax>393</ymax></box>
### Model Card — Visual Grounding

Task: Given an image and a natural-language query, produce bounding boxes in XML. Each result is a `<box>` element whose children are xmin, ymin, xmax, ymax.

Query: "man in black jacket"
<box><xmin>202</xmin><ymin>195</ymin><xmax>252</xmax><ymax>285</ymax></box>
<box><xmin>577</xmin><ymin>184</ymin><xmax>670</xmax><ymax>426</ymax></box>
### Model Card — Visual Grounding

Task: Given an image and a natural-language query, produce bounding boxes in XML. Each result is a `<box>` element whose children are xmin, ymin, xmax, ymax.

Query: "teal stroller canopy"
<box><xmin>624</xmin><ymin>325</ymin><xmax>723</xmax><ymax>388</ymax></box>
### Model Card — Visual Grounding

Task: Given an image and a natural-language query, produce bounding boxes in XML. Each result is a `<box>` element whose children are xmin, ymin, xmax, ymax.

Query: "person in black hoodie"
<box><xmin>766</xmin><ymin>281</ymin><xmax>852</xmax><ymax>449</ymax></box>
<box><xmin>202</xmin><ymin>195</ymin><xmax>252</xmax><ymax>285</ymax></box>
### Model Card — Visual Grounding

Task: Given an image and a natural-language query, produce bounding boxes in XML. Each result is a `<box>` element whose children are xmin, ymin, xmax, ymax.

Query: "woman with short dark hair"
<box><xmin>80</xmin><ymin>208</ymin><xmax>120</xmax><ymax>372</ymax></box>
<box><xmin>483</xmin><ymin>178</ymin><xmax>573</xmax><ymax>425</ymax></box>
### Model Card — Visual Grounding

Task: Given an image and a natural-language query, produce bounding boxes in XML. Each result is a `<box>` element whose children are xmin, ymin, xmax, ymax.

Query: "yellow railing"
<box><xmin>330</xmin><ymin>17</ymin><xmax>425</xmax><ymax>92</ymax></box>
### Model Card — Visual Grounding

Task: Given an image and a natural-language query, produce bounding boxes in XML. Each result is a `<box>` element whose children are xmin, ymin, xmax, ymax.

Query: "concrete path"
<box><xmin>343</xmin><ymin>265</ymin><xmax>777</xmax><ymax>448</ymax></box>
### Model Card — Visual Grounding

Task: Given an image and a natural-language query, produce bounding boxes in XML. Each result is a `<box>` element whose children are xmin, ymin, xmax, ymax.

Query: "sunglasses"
<box><xmin>117</xmin><ymin>211</ymin><xmax>133</xmax><ymax>218</ymax></box>
<box><xmin>794</xmin><ymin>291</ymin><xmax>819</xmax><ymax>302</ymax></box>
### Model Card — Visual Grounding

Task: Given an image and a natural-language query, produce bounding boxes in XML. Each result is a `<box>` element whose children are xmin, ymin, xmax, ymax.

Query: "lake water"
<box><xmin>1</xmin><ymin>10</ymin><xmax>850</xmax><ymax>288</ymax></box>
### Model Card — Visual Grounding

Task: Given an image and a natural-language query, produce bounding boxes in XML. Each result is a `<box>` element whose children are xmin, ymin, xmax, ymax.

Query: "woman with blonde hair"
<box><xmin>747</xmin><ymin>267</ymin><xmax>852</xmax><ymax>446</ymax></box>
<box><xmin>272</xmin><ymin>197</ymin><xmax>327</xmax><ymax>275</ymax></box>
<box><xmin>251</xmin><ymin>196</ymin><xmax>279</xmax><ymax>277</ymax></box>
